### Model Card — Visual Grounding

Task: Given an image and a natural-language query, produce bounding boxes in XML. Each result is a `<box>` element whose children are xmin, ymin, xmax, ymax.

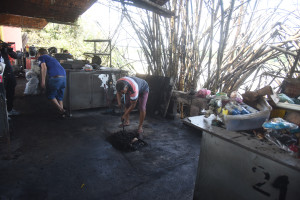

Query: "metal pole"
<box><xmin>109</xmin><ymin>40</ymin><xmax>112</xmax><ymax>68</ymax></box>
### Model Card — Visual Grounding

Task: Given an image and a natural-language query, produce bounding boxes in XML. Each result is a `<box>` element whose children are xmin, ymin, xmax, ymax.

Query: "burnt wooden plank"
<box><xmin>0</xmin><ymin>14</ymin><xmax>48</xmax><ymax>29</ymax></box>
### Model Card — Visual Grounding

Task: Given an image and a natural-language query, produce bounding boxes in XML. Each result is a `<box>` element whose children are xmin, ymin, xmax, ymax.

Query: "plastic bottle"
<box><xmin>222</xmin><ymin>109</ymin><xmax>229</xmax><ymax>115</ymax></box>
<box><xmin>242</xmin><ymin>104</ymin><xmax>259</xmax><ymax>113</ymax></box>
<box><xmin>225</xmin><ymin>103</ymin><xmax>241</xmax><ymax>115</ymax></box>
<box><xmin>235</xmin><ymin>104</ymin><xmax>251</xmax><ymax>115</ymax></box>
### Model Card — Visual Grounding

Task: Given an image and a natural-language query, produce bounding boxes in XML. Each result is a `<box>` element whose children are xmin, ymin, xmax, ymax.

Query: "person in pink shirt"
<box><xmin>116</xmin><ymin>76</ymin><xmax>149</xmax><ymax>137</ymax></box>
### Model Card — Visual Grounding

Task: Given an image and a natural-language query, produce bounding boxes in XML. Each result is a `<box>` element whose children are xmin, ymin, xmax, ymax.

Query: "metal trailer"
<box><xmin>63</xmin><ymin>68</ymin><xmax>126</xmax><ymax>115</ymax></box>
<box><xmin>183</xmin><ymin>115</ymin><xmax>300</xmax><ymax>200</ymax></box>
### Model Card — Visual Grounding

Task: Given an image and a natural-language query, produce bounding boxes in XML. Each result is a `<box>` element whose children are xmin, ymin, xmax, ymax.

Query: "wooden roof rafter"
<box><xmin>0</xmin><ymin>14</ymin><xmax>48</xmax><ymax>29</ymax></box>
<box><xmin>0</xmin><ymin>0</ymin><xmax>97</xmax><ymax>28</ymax></box>
<box><xmin>114</xmin><ymin>0</ymin><xmax>174</xmax><ymax>18</ymax></box>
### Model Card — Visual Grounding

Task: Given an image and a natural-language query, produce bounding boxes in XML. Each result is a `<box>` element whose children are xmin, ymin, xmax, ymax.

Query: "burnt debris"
<box><xmin>107</xmin><ymin>130</ymin><xmax>148</xmax><ymax>152</ymax></box>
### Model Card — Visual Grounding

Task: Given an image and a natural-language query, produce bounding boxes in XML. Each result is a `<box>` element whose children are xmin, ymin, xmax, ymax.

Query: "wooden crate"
<box><xmin>281</xmin><ymin>78</ymin><xmax>300</xmax><ymax>98</ymax></box>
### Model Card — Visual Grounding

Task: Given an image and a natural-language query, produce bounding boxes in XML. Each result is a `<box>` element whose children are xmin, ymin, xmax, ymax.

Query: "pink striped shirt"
<box><xmin>119</xmin><ymin>77</ymin><xmax>139</xmax><ymax>100</ymax></box>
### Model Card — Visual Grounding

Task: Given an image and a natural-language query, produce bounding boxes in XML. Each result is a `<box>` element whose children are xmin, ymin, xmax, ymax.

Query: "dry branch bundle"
<box><xmin>121</xmin><ymin>0</ymin><xmax>300</xmax><ymax>94</ymax></box>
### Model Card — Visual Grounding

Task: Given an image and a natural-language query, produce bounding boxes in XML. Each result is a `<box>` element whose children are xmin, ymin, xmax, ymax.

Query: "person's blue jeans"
<box><xmin>47</xmin><ymin>77</ymin><xmax>66</xmax><ymax>101</ymax></box>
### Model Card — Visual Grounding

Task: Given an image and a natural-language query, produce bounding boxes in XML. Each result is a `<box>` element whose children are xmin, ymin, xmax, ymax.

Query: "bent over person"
<box><xmin>38</xmin><ymin>48</ymin><xmax>66</xmax><ymax>116</ymax></box>
<box><xmin>116</xmin><ymin>76</ymin><xmax>149</xmax><ymax>137</ymax></box>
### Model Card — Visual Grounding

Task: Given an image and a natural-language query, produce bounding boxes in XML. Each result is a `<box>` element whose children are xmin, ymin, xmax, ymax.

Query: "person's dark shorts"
<box><xmin>125</xmin><ymin>92</ymin><xmax>149</xmax><ymax>111</ymax></box>
<box><xmin>47</xmin><ymin>76</ymin><xmax>66</xmax><ymax>101</ymax></box>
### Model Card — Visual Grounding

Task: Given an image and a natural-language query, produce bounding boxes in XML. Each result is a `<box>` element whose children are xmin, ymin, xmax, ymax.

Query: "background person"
<box><xmin>0</xmin><ymin>41</ymin><xmax>19</xmax><ymax>116</ymax></box>
<box><xmin>63</xmin><ymin>49</ymin><xmax>73</xmax><ymax>59</ymax></box>
<box><xmin>116</xmin><ymin>76</ymin><xmax>149</xmax><ymax>137</ymax></box>
<box><xmin>37</xmin><ymin>48</ymin><xmax>66</xmax><ymax>116</ymax></box>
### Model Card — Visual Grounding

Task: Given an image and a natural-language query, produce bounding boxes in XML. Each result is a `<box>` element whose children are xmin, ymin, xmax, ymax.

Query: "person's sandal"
<box><xmin>60</xmin><ymin>110</ymin><xmax>68</xmax><ymax>118</ymax></box>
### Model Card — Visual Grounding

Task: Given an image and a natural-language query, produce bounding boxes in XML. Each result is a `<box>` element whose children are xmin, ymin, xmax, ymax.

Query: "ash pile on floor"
<box><xmin>107</xmin><ymin>130</ymin><xmax>148</xmax><ymax>152</ymax></box>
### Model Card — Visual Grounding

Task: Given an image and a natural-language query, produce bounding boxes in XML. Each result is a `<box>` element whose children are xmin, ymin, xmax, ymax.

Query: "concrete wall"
<box><xmin>0</xmin><ymin>26</ymin><xmax>22</xmax><ymax>51</ymax></box>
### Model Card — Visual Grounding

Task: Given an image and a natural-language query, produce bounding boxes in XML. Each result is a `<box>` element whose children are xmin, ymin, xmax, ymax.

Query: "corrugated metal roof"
<box><xmin>0</xmin><ymin>0</ymin><xmax>97</xmax><ymax>24</ymax></box>
<box><xmin>0</xmin><ymin>0</ymin><xmax>173</xmax><ymax>29</ymax></box>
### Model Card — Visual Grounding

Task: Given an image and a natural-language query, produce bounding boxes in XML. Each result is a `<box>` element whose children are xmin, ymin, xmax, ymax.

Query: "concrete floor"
<box><xmin>0</xmin><ymin>78</ymin><xmax>202</xmax><ymax>200</ymax></box>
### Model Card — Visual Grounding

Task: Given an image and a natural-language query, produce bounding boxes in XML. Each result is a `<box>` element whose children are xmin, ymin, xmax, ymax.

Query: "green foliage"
<box><xmin>22</xmin><ymin>17</ymin><xmax>103</xmax><ymax>61</ymax></box>
<box><xmin>22</xmin><ymin>17</ymin><xmax>133</xmax><ymax>69</ymax></box>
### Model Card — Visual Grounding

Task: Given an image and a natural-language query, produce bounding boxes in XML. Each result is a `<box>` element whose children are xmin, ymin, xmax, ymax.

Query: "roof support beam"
<box><xmin>114</xmin><ymin>0</ymin><xmax>174</xmax><ymax>17</ymax></box>
<box><xmin>0</xmin><ymin>14</ymin><xmax>48</xmax><ymax>29</ymax></box>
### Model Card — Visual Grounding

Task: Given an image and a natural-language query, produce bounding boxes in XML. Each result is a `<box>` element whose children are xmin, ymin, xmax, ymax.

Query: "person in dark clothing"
<box><xmin>63</xmin><ymin>50</ymin><xmax>73</xmax><ymax>59</ymax></box>
<box><xmin>0</xmin><ymin>42</ymin><xmax>19</xmax><ymax>116</ymax></box>
<box><xmin>116</xmin><ymin>76</ymin><xmax>149</xmax><ymax>136</ymax></box>
<box><xmin>37</xmin><ymin>48</ymin><xmax>66</xmax><ymax>116</ymax></box>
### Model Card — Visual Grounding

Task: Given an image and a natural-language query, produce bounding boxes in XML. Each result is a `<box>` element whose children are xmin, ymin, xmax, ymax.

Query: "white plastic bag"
<box><xmin>24</xmin><ymin>70</ymin><xmax>39</xmax><ymax>95</ymax></box>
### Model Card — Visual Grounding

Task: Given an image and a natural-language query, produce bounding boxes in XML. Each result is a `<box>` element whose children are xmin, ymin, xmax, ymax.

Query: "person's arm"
<box><xmin>40</xmin><ymin>63</ymin><xmax>47</xmax><ymax>88</ymax></box>
<box><xmin>122</xmin><ymin>100</ymin><xmax>137</xmax><ymax>120</ymax></box>
<box><xmin>117</xmin><ymin>92</ymin><xmax>122</xmax><ymax>107</ymax></box>
<box><xmin>7</xmin><ymin>49</ymin><xmax>17</xmax><ymax>59</ymax></box>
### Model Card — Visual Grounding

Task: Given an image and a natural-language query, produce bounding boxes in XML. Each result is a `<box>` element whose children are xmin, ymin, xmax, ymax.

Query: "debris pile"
<box><xmin>107</xmin><ymin>130</ymin><xmax>148</xmax><ymax>152</ymax></box>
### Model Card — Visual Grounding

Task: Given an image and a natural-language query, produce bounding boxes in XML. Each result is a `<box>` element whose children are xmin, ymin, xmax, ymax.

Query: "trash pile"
<box><xmin>202</xmin><ymin>84</ymin><xmax>300</xmax><ymax>156</ymax></box>
<box><xmin>263</xmin><ymin>118</ymin><xmax>299</xmax><ymax>153</ymax></box>
<box><xmin>82</xmin><ymin>64</ymin><xmax>93</xmax><ymax>71</ymax></box>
